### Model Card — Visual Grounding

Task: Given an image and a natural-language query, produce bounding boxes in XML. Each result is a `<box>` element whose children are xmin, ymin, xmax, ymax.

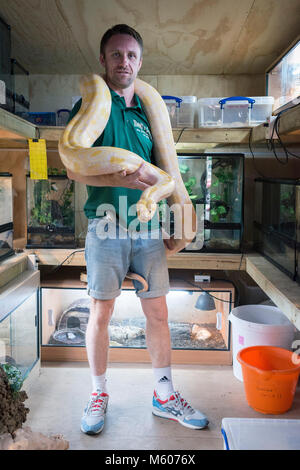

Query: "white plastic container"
<box><xmin>198</xmin><ymin>97</ymin><xmax>224</xmax><ymax>127</ymax></box>
<box><xmin>198</xmin><ymin>96</ymin><xmax>274</xmax><ymax>127</ymax></box>
<box><xmin>177</xmin><ymin>96</ymin><xmax>197</xmax><ymax>128</ymax></box>
<box><xmin>229</xmin><ymin>305</ymin><xmax>295</xmax><ymax>382</ymax></box>
<box><xmin>220</xmin><ymin>96</ymin><xmax>253</xmax><ymax>126</ymax></box>
<box><xmin>162</xmin><ymin>95</ymin><xmax>182</xmax><ymax>128</ymax></box>
<box><xmin>221</xmin><ymin>418</ymin><xmax>300</xmax><ymax>450</ymax></box>
<box><xmin>249</xmin><ymin>96</ymin><xmax>274</xmax><ymax>125</ymax></box>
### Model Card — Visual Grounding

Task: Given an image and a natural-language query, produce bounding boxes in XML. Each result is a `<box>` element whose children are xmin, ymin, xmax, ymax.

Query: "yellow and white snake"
<box><xmin>58</xmin><ymin>74</ymin><xmax>197</xmax><ymax>292</ymax></box>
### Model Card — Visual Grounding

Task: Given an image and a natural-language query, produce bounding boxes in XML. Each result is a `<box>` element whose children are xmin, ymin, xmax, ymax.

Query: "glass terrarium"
<box><xmin>40</xmin><ymin>278</ymin><xmax>233</xmax><ymax>356</ymax></box>
<box><xmin>266</xmin><ymin>39</ymin><xmax>300</xmax><ymax>112</ymax></box>
<box><xmin>11</xmin><ymin>58</ymin><xmax>30</xmax><ymax>113</ymax></box>
<box><xmin>0</xmin><ymin>172</ymin><xmax>14</xmax><ymax>262</ymax></box>
<box><xmin>26</xmin><ymin>171</ymin><xmax>76</xmax><ymax>248</ymax></box>
<box><xmin>0</xmin><ymin>269</ymin><xmax>39</xmax><ymax>382</ymax></box>
<box><xmin>254</xmin><ymin>177</ymin><xmax>300</xmax><ymax>282</ymax></box>
<box><xmin>166</xmin><ymin>153</ymin><xmax>244</xmax><ymax>252</ymax></box>
<box><xmin>0</xmin><ymin>172</ymin><xmax>13</xmax><ymax>226</ymax></box>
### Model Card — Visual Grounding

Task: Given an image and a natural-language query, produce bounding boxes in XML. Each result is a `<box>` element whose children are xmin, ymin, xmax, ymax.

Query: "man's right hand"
<box><xmin>67</xmin><ymin>162</ymin><xmax>158</xmax><ymax>190</ymax></box>
<box><xmin>110</xmin><ymin>162</ymin><xmax>157</xmax><ymax>190</ymax></box>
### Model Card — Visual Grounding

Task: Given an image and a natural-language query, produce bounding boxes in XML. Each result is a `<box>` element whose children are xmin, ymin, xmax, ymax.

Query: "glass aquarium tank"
<box><xmin>0</xmin><ymin>172</ymin><xmax>14</xmax><ymax>262</ymax></box>
<box><xmin>254</xmin><ymin>177</ymin><xmax>300</xmax><ymax>282</ymax></box>
<box><xmin>266</xmin><ymin>39</ymin><xmax>300</xmax><ymax>112</ymax></box>
<box><xmin>26</xmin><ymin>170</ymin><xmax>76</xmax><ymax>248</ymax></box>
<box><xmin>40</xmin><ymin>277</ymin><xmax>233</xmax><ymax>359</ymax></box>
<box><xmin>0</xmin><ymin>269</ymin><xmax>39</xmax><ymax>382</ymax></box>
<box><xmin>168</xmin><ymin>153</ymin><xmax>244</xmax><ymax>252</ymax></box>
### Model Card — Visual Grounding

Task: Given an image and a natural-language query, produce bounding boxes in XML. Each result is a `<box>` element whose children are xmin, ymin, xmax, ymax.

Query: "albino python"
<box><xmin>58</xmin><ymin>74</ymin><xmax>197</xmax><ymax>292</ymax></box>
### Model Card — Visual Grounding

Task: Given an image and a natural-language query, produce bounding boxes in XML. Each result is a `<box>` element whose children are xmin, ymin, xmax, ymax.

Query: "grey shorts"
<box><xmin>85</xmin><ymin>218</ymin><xmax>170</xmax><ymax>300</ymax></box>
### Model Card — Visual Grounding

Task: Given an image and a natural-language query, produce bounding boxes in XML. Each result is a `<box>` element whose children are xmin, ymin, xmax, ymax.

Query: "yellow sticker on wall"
<box><xmin>28</xmin><ymin>139</ymin><xmax>48</xmax><ymax>179</ymax></box>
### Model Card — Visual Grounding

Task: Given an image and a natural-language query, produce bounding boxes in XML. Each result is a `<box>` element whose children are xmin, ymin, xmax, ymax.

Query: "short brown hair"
<box><xmin>100</xmin><ymin>24</ymin><xmax>143</xmax><ymax>57</ymax></box>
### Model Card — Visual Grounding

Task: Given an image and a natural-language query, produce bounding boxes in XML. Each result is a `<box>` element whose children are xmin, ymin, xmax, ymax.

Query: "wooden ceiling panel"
<box><xmin>0</xmin><ymin>0</ymin><xmax>299</xmax><ymax>75</ymax></box>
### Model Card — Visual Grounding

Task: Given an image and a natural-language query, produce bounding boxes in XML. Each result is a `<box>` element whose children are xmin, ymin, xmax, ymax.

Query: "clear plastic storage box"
<box><xmin>198</xmin><ymin>96</ymin><xmax>274</xmax><ymax>127</ymax></box>
<box><xmin>162</xmin><ymin>95</ymin><xmax>197</xmax><ymax>128</ymax></box>
<box><xmin>162</xmin><ymin>95</ymin><xmax>182</xmax><ymax>127</ymax></box>
<box><xmin>221</xmin><ymin>418</ymin><xmax>300</xmax><ymax>450</ymax></box>
<box><xmin>177</xmin><ymin>96</ymin><xmax>197</xmax><ymax>128</ymax></box>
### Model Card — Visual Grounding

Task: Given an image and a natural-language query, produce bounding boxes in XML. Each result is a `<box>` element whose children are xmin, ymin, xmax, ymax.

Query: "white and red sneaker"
<box><xmin>81</xmin><ymin>390</ymin><xmax>109</xmax><ymax>435</ymax></box>
<box><xmin>152</xmin><ymin>390</ymin><xmax>209</xmax><ymax>429</ymax></box>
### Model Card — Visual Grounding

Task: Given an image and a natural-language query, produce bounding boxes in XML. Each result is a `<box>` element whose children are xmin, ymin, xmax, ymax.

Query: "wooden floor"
<box><xmin>24</xmin><ymin>361</ymin><xmax>300</xmax><ymax>451</ymax></box>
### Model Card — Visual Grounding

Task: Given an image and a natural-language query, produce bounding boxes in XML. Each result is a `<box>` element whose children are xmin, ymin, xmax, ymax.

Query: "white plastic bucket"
<box><xmin>229</xmin><ymin>305</ymin><xmax>295</xmax><ymax>381</ymax></box>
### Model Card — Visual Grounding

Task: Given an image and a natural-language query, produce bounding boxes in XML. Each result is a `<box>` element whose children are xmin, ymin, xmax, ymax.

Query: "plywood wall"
<box><xmin>29</xmin><ymin>73</ymin><xmax>265</xmax><ymax>112</ymax></box>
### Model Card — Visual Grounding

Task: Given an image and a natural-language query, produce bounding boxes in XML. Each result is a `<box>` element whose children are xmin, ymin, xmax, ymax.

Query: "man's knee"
<box><xmin>141</xmin><ymin>297</ymin><xmax>169</xmax><ymax>323</ymax></box>
<box><xmin>89</xmin><ymin>297</ymin><xmax>115</xmax><ymax>326</ymax></box>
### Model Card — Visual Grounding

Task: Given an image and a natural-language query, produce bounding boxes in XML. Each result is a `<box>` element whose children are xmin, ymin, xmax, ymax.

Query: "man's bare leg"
<box><xmin>140</xmin><ymin>295</ymin><xmax>171</xmax><ymax>368</ymax></box>
<box><xmin>85</xmin><ymin>298</ymin><xmax>115</xmax><ymax>376</ymax></box>
<box><xmin>140</xmin><ymin>296</ymin><xmax>209</xmax><ymax>429</ymax></box>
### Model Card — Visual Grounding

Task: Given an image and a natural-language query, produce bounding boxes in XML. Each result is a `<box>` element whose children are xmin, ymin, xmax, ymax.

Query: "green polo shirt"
<box><xmin>68</xmin><ymin>88</ymin><xmax>159</xmax><ymax>231</ymax></box>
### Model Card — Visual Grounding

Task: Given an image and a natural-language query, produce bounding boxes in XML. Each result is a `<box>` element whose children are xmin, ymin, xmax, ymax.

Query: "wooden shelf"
<box><xmin>25</xmin><ymin>247</ymin><xmax>246</xmax><ymax>271</ymax></box>
<box><xmin>0</xmin><ymin>103</ymin><xmax>299</xmax><ymax>149</ymax></box>
<box><xmin>251</xmin><ymin>103</ymin><xmax>300</xmax><ymax>143</ymax></box>
<box><xmin>38</xmin><ymin>126</ymin><xmax>261</xmax><ymax>147</ymax></box>
<box><xmin>0</xmin><ymin>107</ymin><xmax>36</xmax><ymax>144</ymax></box>
<box><xmin>0</xmin><ymin>252</ymin><xmax>29</xmax><ymax>289</ymax></box>
<box><xmin>36</xmin><ymin>126</ymin><xmax>254</xmax><ymax>148</ymax></box>
<box><xmin>245</xmin><ymin>254</ymin><xmax>300</xmax><ymax>330</ymax></box>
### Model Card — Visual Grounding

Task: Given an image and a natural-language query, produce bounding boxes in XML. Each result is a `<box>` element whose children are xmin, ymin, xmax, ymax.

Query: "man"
<box><xmin>67</xmin><ymin>24</ymin><xmax>208</xmax><ymax>435</ymax></box>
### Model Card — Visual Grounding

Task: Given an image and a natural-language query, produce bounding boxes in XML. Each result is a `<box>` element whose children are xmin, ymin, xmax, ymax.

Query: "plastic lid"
<box><xmin>179</xmin><ymin>96</ymin><xmax>197</xmax><ymax>103</ymax></box>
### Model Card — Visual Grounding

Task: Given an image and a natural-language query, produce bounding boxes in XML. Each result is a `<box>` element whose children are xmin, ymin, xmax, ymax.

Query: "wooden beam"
<box><xmin>28</xmin><ymin>247</ymin><xmax>246</xmax><ymax>271</ymax></box>
<box><xmin>173</xmin><ymin>128</ymin><xmax>251</xmax><ymax>144</ymax></box>
<box><xmin>246</xmin><ymin>254</ymin><xmax>300</xmax><ymax>330</ymax></box>
<box><xmin>251</xmin><ymin>105</ymin><xmax>300</xmax><ymax>143</ymax></box>
<box><xmin>41</xmin><ymin>345</ymin><xmax>232</xmax><ymax>365</ymax></box>
<box><xmin>167</xmin><ymin>252</ymin><xmax>246</xmax><ymax>270</ymax></box>
<box><xmin>0</xmin><ymin>108</ymin><xmax>36</xmax><ymax>140</ymax></box>
<box><xmin>0</xmin><ymin>253</ymin><xmax>29</xmax><ymax>289</ymax></box>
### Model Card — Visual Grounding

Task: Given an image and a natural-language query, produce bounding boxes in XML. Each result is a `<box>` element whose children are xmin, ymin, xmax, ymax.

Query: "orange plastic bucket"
<box><xmin>237</xmin><ymin>346</ymin><xmax>300</xmax><ymax>414</ymax></box>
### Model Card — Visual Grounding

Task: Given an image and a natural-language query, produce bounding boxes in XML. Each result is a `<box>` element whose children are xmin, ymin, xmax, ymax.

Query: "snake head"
<box><xmin>136</xmin><ymin>198</ymin><xmax>157</xmax><ymax>223</ymax></box>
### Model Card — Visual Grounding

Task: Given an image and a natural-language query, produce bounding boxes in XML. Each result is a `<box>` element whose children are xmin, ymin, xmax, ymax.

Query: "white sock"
<box><xmin>153</xmin><ymin>366</ymin><xmax>175</xmax><ymax>400</ymax></box>
<box><xmin>91</xmin><ymin>373</ymin><xmax>107</xmax><ymax>394</ymax></box>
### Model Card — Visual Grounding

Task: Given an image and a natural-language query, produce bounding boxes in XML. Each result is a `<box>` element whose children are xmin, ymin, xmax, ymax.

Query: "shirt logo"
<box><xmin>133</xmin><ymin>119</ymin><xmax>152</xmax><ymax>142</ymax></box>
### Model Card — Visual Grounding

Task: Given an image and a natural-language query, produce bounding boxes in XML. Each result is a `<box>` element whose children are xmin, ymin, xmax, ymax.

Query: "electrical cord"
<box><xmin>249</xmin><ymin>102</ymin><xmax>300</xmax><ymax>177</ymax></box>
<box><xmin>274</xmin><ymin>104</ymin><xmax>300</xmax><ymax>161</ymax></box>
<box><xmin>175</xmin><ymin>127</ymin><xmax>188</xmax><ymax>145</ymax></box>
<box><xmin>48</xmin><ymin>248</ymin><xmax>85</xmax><ymax>274</ymax></box>
<box><xmin>268</xmin><ymin>113</ymin><xmax>289</xmax><ymax>165</ymax></box>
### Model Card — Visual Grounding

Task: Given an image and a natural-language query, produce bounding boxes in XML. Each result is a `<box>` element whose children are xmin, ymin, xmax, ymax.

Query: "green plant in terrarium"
<box><xmin>280</xmin><ymin>190</ymin><xmax>295</xmax><ymax>221</ymax></box>
<box><xmin>29</xmin><ymin>168</ymin><xmax>74</xmax><ymax>228</ymax></box>
<box><xmin>179</xmin><ymin>163</ymin><xmax>198</xmax><ymax>203</ymax></box>
<box><xmin>209</xmin><ymin>166</ymin><xmax>234</xmax><ymax>222</ymax></box>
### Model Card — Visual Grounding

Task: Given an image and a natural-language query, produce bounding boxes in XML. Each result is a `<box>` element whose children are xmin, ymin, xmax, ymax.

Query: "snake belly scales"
<box><xmin>58</xmin><ymin>74</ymin><xmax>197</xmax><ymax>293</ymax></box>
